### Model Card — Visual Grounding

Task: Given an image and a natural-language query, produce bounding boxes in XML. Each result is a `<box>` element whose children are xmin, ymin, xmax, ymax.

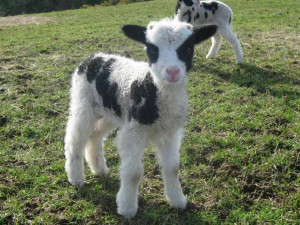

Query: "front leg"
<box><xmin>154</xmin><ymin>129</ymin><xmax>187</xmax><ymax>209</ymax></box>
<box><xmin>116</xmin><ymin>126</ymin><xmax>148</xmax><ymax>219</ymax></box>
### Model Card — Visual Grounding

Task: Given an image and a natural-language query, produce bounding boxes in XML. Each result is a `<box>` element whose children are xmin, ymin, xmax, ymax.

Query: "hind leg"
<box><xmin>206</xmin><ymin>34</ymin><xmax>223</xmax><ymax>59</ymax></box>
<box><xmin>64</xmin><ymin>109</ymin><xmax>95</xmax><ymax>187</ymax></box>
<box><xmin>219</xmin><ymin>26</ymin><xmax>243</xmax><ymax>63</ymax></box>
<box><xmin>85</xmin><ymin>118</ymin><xmax>114</xmax><ymax>176</ymax></box>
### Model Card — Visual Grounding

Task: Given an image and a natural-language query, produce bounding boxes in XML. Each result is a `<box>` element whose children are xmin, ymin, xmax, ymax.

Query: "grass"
<box><xmin>0</xmin><ymin>0</ymin><xmax>299</xmax><ymax>224</ymax></box>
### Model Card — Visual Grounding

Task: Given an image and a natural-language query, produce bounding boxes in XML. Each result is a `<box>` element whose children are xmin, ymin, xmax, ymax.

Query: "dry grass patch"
<box><xmin>259</xmin><ymin>30</ymin><xmax>300</xmax><ymax>45</ymax></box>
<box><xmin>0</xmin><ymin>16</ymin><xmax>53</xmax><ymax>27</ymax></box>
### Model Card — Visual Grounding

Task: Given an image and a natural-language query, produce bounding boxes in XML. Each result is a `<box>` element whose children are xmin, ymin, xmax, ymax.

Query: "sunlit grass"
<box><xmin>0</xmin><ymin>0</ymin><xmax>299</xmax><ymax>224</ymax></box>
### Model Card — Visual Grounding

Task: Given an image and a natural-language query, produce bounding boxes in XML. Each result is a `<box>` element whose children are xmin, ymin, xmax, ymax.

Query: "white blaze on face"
<box><xmin>145</xmin><ymin>20</ymin><xmax>194</xmax><ymax>84</ymax></box>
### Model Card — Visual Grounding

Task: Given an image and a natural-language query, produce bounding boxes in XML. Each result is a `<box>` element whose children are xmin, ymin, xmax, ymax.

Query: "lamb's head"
<box><xmin>122</xmin><ymin>19</ymin><xmax>216</xmax><ymax>84</ymax></box>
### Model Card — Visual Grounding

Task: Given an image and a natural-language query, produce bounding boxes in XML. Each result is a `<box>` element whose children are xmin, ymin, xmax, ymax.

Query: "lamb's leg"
<box><xmin>116</xmin><ymin>126</ymin><xmax>147</xmax><ymax>219</ymax></box>
<box><xmin>154</xmin><ymin>129</ymin><xmax>187</xmax><ymax>209</ymax></box>
<box><xmin>206</xmin><ymin>34</ymin><xmax>223</xmax><ymax>59</ymax></box>
<box><xmin>64</xmin><ymin>109</ymin><xmax>95</xmax><ymax>187</ymax></box>
<box><xmin>219</xmin><ymin>26</ymin><xmax>243</xmax><ymax>63</ymax></box>
<box><xmin>85</xmin><ymin>118</ymin><xmax>114</xmax><ymax>176</ymax></box>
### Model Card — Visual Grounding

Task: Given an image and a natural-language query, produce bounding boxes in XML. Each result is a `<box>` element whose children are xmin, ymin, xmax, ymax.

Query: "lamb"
<box><xmin>175</xmin><ymin>0</ymin><xmax>243</xmax><ymax>63</ymax></box>
<box><xmin>64</xmin><ymin>18</ymin><xmax>217</xmax><ymax>218</ymax></box>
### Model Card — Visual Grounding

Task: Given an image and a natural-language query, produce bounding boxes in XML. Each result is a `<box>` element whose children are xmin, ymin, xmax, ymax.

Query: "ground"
<box><xmin>0</xmin><ymin>0</ymin><xmax>299</xmax><ymax>224</ymax></box>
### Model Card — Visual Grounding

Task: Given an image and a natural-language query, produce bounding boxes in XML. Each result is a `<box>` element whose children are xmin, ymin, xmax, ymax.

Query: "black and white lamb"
<box><xmin>64</xmin><ymin>19</ymin><xmax>217</xmax><ymax>218</ymax></box>
<box><xmin>175</xmin><ymin>0</ymin><xmax>243</xmax><ymax>63</ymax></box>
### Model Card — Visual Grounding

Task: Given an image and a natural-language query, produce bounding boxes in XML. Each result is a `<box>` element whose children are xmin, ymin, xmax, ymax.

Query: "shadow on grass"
<box><xmin>76</xmin><ymin>176</ymin><xmax>119</xmax><ymax>209</ymax></box>
<box><xmin>73</xmin><ymin>176</ymin><xmax>204</xmax><ymax>224</ymax></box>
<box><xmin>199</xmin><ymin>59</ymin><xmax>300</xmax><ymax>101</ymax></box>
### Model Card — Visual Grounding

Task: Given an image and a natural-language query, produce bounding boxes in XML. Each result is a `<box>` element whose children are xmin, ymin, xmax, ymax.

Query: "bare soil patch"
<box><xmin>0</xmin><ymin>16</ymin><xmax>53</xmax><ymax>27</ymax></box>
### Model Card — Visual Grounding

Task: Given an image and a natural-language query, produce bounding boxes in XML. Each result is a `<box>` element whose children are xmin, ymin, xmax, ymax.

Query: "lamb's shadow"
<box><xmin>74</xmin><ymin>175</ymin><xmax>203</xmax><ymax>223</ymax></box>
<box><xmin>75</xmin><ymin>175</ymin><xmax>120</xmax><ymax>215</ymax></box>
<box><xmin>137</xmin><ymin>199</ymin><xmax>204</xmax><ymax>224</ymax></box>
<box><xmin>197</xmin><ymin>59</ymin><xmax>299</xmax><ymax>100</ymax></box>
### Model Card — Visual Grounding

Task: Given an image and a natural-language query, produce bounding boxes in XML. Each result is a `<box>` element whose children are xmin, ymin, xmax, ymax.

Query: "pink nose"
<box><xmin>166</xmin><ymin>67</ymin><xmax>180</xmax><ymax>77</ymax></box>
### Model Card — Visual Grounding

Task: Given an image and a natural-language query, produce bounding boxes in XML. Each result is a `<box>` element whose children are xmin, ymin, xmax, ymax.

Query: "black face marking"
<box><xmin>78</xmin><ymin>53</ymin><xmax>96</xmax><ymax>75</ymax></box>
<box><xmin>205</xmin><ymin>12</ymin><xmax>208</xmax><ymax>19</ymax></box>
<box><xmin>93</xmin><ymin>58</ymin><xmax>122</xmax><ymax>117</ymax></box>
<box><xmin>146</xmin><ymin>43</ymin><xmax>159</xmax><ymax>65</ymax></box>
<box><xmin>177</xmin><ymin>35</ymin><xmax>195</xmax><ymax>72</ymax></box>
<box><xmin>129</xmin><ymin>72</ymin><xmax>159</xmax><ymax>125</ymax></box>
<box><xmin>202</xmin><ymin>2</ymin><xmax>218</xmax><ymax>11</ymax></box>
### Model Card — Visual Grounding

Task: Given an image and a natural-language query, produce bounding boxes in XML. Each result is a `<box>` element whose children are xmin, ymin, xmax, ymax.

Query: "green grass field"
<box><xmin>0</xmin><ymin>0</ymin><xmax>299</xmax><ymax>224</ymax></box>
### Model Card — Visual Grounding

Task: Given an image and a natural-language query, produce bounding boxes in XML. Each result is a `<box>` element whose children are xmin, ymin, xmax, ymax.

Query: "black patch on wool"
<box><xmin>129</xmin><ymin>72</ymin><xmax>159</xmax><ymax>125</ymax></box>
<box><xmin>229</xmin><ymin>16</ymin><xmax>232</xmax><ymax>24</ymax></box>
<box><xmin>205</xmin><ymin>11</ymin><xmax>208</xmax><ymax>19</ymax></box>
<box><xmin>94</xmin><ymin>58</ymin><xmax>122</xmax><ymax>117</ymax></box>
<box><xmin>212</xmin><ymin>1</ymin><xmax>219</xmax><ymax>10</ymax></box>
<box><xmin>177</xmin><ymin>35</ymin><xmax>195</xmax><ymax>72</ymax></box>
<box><xmin>194</xmin><ymin>12</ymin><xmax>200</xmax><ymax>21</ymax></box>
<box><xmin>202</xmin><ymin>2</ymin><xmax>218</xmax><ymax>11</ymax></box>
<box><xmin>176</xmin><ymin>0</ymin><xmax>194</xmax><ymax>14</ymax></box>
<box><xmin>146</xmin><ymin>43</ymin><xmax>159</xmax><ymax>65</ymax></box>
<box><xmin>175</xmin><ymin>0</ymin><xmax>182</xmax><ymax>14</ymax></box>
<box><xmin>86</xmin><ymin>56</ymin><xmax>104</xmax><ymax>82</ymax></box>
<box><xmin>78</xmin><ymin>53</ymin><xmax>96</xmax><ymax>76</ymax></box>
<box><xmin>183</xmin><ymin>10</ymin><xmax>191</xmax><ymax>17</ymax></box>
<box><xmin>183</xmin><ymin>10</ymin><xmax>192</xmax><ymax>23</ymax></box>
<box><xmin>182</xmin><ymin>0</ymin><xmax>193</xmax><ymax>6</ymax></box>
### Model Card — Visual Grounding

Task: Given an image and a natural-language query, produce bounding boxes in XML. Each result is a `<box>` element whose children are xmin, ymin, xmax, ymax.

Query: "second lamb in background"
<box><xmin>175</xmin><ymin>0</ymin><xmax>243</xmax><ymax>63</ymax></box>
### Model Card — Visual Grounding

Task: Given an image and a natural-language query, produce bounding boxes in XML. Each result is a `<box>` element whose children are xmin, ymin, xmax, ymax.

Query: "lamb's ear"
<box><xmin>194</xmin><ymin>25</ymin><xmax>217</xmax><ymax>45</ymax></box>
<box><xmin>122</xmin><ymin>25</ymin><xmax>147</xmax><ymax>45</ymax></box>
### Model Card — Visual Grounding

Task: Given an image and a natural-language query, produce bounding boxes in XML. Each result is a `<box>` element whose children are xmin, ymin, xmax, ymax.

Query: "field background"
<box><xmin>0</xmin><ymin>0</ymin><xmax>299</xmax><ymax>224</ymax></box>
